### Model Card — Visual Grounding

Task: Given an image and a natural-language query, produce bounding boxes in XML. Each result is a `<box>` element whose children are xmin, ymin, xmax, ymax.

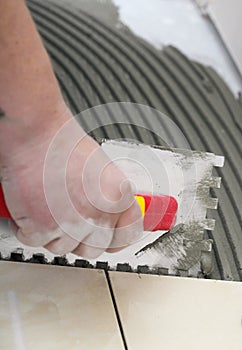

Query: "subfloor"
<box><xmin>0</xmin><ymin>0</ymin><xmax>242</xmax><ymax>276</ymax></box>
<box><xmin>24</xmin><ymin>0</ymin><xmax>242</xmax><ymax>280</ymax></box>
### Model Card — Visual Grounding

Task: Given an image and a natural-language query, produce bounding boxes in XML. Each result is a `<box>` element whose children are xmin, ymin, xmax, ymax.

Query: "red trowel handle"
<box><xmin>135</xmin><ymin>194</ymin><xmax>177</xmax><ymax>231</ymax></box>
<box><xmin>0</xmin><ymin>184</ymin><xmax>11</xmax><ymax>219</ymax></box>
<box><xmin>0</xmin><ymin>184</ymin><xmax>178</xmax><ymax>231</ymax></box>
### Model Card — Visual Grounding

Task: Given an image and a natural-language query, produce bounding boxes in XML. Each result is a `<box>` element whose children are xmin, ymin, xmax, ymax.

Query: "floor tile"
<box><xmin>110</xmin><ymin>271</ymin><xmax>242</xmax><ymax>350</ymax></box>
<box><xmin>0</xmin><ymin>262</ymin><xmax>124</xmax><ymax>350</ymax></box>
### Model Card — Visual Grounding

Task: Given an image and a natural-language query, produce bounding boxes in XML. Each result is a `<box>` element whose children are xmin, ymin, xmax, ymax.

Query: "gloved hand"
<box><xmin>0</xmin><ymin>108</ymin><xmax>143</xmax><ymax>258</ymax></box>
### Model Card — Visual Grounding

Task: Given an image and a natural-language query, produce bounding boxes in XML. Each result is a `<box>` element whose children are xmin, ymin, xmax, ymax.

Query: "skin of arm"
<box><xmin>0</xmin><ymin>0</ymin><xmax>143</xmax><ymax>257</ymax></box>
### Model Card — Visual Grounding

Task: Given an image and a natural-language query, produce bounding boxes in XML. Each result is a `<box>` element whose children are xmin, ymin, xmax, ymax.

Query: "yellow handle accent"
<box><xmin>135</xmin><ymin>195</ymin><xmax>145</xmax><ymax>217</ymax></box>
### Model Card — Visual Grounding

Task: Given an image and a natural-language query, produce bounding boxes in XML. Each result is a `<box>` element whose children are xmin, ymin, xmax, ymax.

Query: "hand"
<box><xmin>0</xmin><ymin>108</ymin><xmax>143</xmax><ymax>258</ymax></box>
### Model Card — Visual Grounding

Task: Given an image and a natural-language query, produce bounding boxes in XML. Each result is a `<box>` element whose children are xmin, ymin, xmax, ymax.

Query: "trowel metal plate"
<box><xmin>0</xmin><ymin>141</ymin><xmax>224</xmax><ymax>277</ymax></box>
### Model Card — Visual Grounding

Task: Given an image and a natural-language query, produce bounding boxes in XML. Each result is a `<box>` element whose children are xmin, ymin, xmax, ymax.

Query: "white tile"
<box><xmin>207</xmin><ymin>0</ymin><xmax>242</xmax><ymax>76</ymax></box>
<box><xmin>114</xmin><ymin>0</ymin><xmax>242</xmax><ymax>95</ymax></box>
<box><xmin>110</xmin><ymin>271</ymin><xmax>242</xmax><ymax>350</ymax></box>
<box><xmin>0</xmin><ymin>262</ymin><xmax>124</xmax><ymax>350</ymax></box>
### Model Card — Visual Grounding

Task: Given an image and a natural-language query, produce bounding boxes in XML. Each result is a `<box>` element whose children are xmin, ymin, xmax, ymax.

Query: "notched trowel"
<box><xmin>0</xmin><ymin>140</ymin><xmax>224</xmax><ymax>278</ymax></box>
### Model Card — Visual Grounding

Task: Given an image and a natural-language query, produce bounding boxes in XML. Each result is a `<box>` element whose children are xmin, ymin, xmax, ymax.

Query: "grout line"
<box><xmin>105</xmin><ymin>270</ymin><xmax>128</xmax><ymax>350</ymax></box>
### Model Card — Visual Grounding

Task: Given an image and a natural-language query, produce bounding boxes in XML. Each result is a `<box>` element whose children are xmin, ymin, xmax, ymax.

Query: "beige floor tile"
<box><xmin>110</xmin><ymin>272</ymin><xmax>242</xmax><ymax>350</ymax></box>
<box><xmin>0</xmin><ymin>262</ymin><xmax>124</xmax><ymax>350</ymax></box>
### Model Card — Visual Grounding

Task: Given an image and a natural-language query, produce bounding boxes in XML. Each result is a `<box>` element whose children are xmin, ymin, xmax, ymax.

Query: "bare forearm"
<box><xmin>0</xmin><ymin>0</ymin><xmax>69</xmax><ymax>158</ymax></box>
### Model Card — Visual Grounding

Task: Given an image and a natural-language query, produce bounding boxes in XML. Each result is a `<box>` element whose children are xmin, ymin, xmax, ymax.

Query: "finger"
<box><xmin>13</xmin><ymin>218</ymin><xmax>94</xmax><ymax>248</ymax></box>
<box><xmin>44</xmin><ymin>234</ymin><xmax>80</xmax><ymax>255</ymax></box>
<box><xmin>105</xmin><ymin>247</ymin><xmax>124</xmax><ymax>253</ymax></box>
<box><xmin>72</xmin><ymin>225</ymin><xmax>114</xmax><ymax>259</ymax></box>
<box><xmin>15</xmin><ymin>226</ymin><xmax>64</xmax><ymax>247</ymax></box>
<box><xmin>8</xmin><ymin>219</ymin><xmax>19</xmax><ymax>235</ymax></box>
<box><xmin>72</xmin><ymin>242</ymin><xmax>104</xmax><ymax>259</ymax></box>
<box><xmin>106</xmin><ymin>201</ymin><xmax>144</xmax><ymax>252</ymax></box>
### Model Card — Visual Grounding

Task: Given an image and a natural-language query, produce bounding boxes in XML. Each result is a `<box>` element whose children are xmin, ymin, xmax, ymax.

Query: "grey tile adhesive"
<box><xmin>22</xmin><ymin>0</ymin><xmax>242</xmax><ymax>280</ymax></box>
